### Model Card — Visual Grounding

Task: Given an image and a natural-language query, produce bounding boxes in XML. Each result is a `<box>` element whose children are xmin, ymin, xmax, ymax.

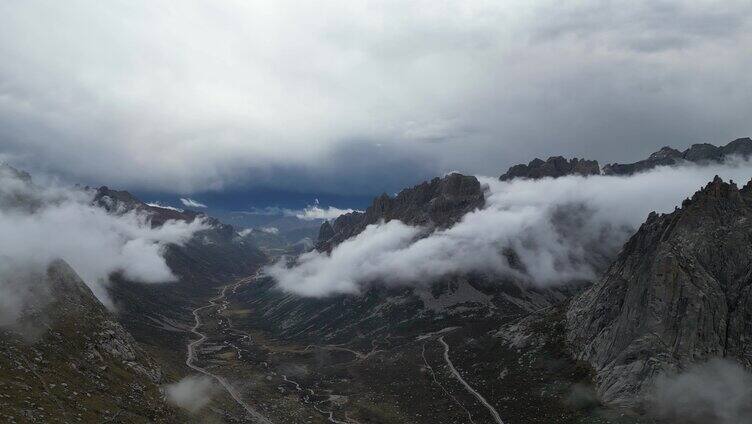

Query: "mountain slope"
<box><xmin>94</xmin><ymin>185</ymin><xmax>268</xmax><ymax>402</ymax></box>
<box><xmin>567</xmin><ymin>176</ymin><xmax>752</xmax><ymax>406</ymax></box>
<box><xmin>0</xmin><ymin>260</ymin><xmax>187</xmax><ymax>423</ymax></box>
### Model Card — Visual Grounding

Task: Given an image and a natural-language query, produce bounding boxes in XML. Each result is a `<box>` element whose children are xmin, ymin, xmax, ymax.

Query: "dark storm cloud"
<box><xmin>0</xmin><ymin>1</ymin><xmax>750</xmax><ymax>194</ymax></box>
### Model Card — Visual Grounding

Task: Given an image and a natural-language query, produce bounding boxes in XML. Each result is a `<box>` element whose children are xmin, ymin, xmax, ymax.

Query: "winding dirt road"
<box><xmin>186</xmin><ymin>276</ymin><xmax>272</xmax><ymax>424</ymax></box>
<box><xmin>438</xmin><ymin>336</ymin><xmax>504</xmax><ymax>424</ymax></box>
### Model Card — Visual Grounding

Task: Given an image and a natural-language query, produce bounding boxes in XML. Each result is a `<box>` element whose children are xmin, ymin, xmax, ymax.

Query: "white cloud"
<box><xmin>294</xmin><ymin>205</ymin><xmax>360</xmax><ymax>221</ymax></box>
<box><xmin>0</xmin><ymin>1</ymin><xmax>750</xmax><ymax>193</ymax></box>
<box><xmin>237</xmin><ymin>226</ymin><xmax>279</xmax><ymax>238</ymax></box>
<box><xmin>267</xmin><ymin>161</ymin><xmax>752</xmax><ymax>296</ymax></box>
<box><xmin>259</xmin><ymin>226</ymin><xmax>279</xmax><ymax>234</ymax></box>
<box><xmin>0</xmin><ymin>167</ymin><xmax>207</xmax><ymax>321</ymax></box>
<box><xmin>236</xmin><ymin>205</ymin><xmax>360</xmax><ymax>221</ymax></box>
<box><xmin>237</xmin><ymin>228</ymin><xmax>253</xmax><ymax>237</ymax></box>
<box><xmin>180</xmin><ymin>198</ymin><xmax>207</xmax><ymax>208</ymax></box>
<box><xmin>146</xmin><ymin>202</ymin><xmax>184</xmax><ymax>212</ymax></box>
<box><xmin>650</xmin><ymin>359</ymin><xmax>752</xmax><ymax>424</ymax></box>
<box><xmin>165</xmin><ymin>375</ymin><xmax>219</xmax><ymax>413</ymax></box>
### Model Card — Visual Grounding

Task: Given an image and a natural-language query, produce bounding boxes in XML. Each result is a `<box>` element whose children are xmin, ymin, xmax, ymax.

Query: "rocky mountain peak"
<box><xmin>691</xmin><ymin>175</ymin><xmax>740</xmax><ymax>203</ymax></box>
<box><xmin>317</xmin><ymin>173</ymin><xmax>484</xmax><ymax>250</ymax></box>
<box><xmin>567</xmin><ymin>176</ymin><xmax>752</xmax><ymax>406</ymax></box>
<box><xmin>647</xmin><ymin>146</ymin><xmax>682</xmax><ymax>161</ymax></box>
<box><xmin>604</xmin><ymin>137</ymin><xmax>752</xmax><ymax>176</ymax></box>
<box><xmin>722</xmin><ymin>137</ymin><xmax>752</xmax><ymax>156</ymax></box>
<box><xmin>683</xmin><ymin>143</ymin><xmax>723</xmax><ymax>162</ymax></box>
<box><xmin>499</xmin><ymin>156</ymin><xmax>600</xmax><ymax>181</ymax></box>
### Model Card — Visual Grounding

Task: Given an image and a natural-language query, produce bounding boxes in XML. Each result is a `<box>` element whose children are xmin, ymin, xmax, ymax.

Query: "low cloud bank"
<box><xmin>180</xmin><ymin>197</ymin><xmax>207</xmax><ymax>208</ymax></box>
<box><xmin>650</xmin><ymin>359</ymin><xmax>752</xmax><ymax>424</ymax></box>
<box><xmin>258</xmin><ymin>226</ymin><xmax>279</xmax><ymax>234</ymax></box>
<box><xmin>237</xmin><ymin>227</ymin><xmax>280</xmax><ymax>238</ymax></box>
<box><xmin>164</xmin><ymin>375</ymin><xmax>219</xmax><ymax>413</ymax></box>
<box><xmin>0</xmin><ymin>167</ymin><xmax>206</xmax><ymax>322</ymax></box>
<box><xmin>238</xmin><ymin>202</ymin><xmax>361</xmax><ymax>221</ymax></box>
<box><xmin>268</xmin><ymin>161</ymin><xmax>752</xmax><ymax>297</ymax></box>
<box><xmin>294</xmin><ymin>204</ymin><xmax>359</xmax><ymax>221</ymax></box>
<box><xmin>147</xmin><ymin>202</ymin><xmax>184</xmax><ymax>212</ymax></box>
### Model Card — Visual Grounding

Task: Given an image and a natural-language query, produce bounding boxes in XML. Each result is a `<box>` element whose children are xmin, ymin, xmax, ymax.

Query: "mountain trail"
<box><xmin>438</xmin><ymin>336</ymin><xmax>504</xmax><ymax>424</ymax></box>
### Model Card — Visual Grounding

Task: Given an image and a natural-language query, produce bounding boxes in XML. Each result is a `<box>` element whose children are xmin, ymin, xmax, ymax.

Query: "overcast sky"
<box><xmin>1</xmin><ymin>1</ymin><xmax>751</xmax><ymax>196</ymax></box>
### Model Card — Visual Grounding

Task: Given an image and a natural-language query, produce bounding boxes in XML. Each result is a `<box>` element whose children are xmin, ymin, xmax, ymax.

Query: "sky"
<box><xmin>1</xmin><ymin>1</ymin><xmax>751</xmax><ymax>208</ymax></box>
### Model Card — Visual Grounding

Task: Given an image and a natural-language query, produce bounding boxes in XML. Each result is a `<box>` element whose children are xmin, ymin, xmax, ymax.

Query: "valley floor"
<box><xmin>176</xmin><ymin>274</ymin><xmax>655</xmax><ymax>424</ymax></box>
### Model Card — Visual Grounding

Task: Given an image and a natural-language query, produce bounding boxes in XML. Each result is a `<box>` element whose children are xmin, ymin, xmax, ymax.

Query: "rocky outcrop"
<box><xmin>601</xmin><ymin>146</ymin><xmax>683</xmax><ymax>176</ymax></box>
<box><xmin>0</xmin><ymin>260</ymin><xmax>183</xmax><ymax>422</ymax></box>
<box><xmin>46</xmin><ymin>260</ymin><xmax>164</xmax><ymax>382</ymax></box>
<box><xmin>317</xmin><ymin>173</ymin><xmax>485</xmax><ymax>250</ymax></box>
<box><xmin>95</xmin><ymin>186</ymin><xmax>208</xmax><ymax>227</ymax></box>
<box><xmin>567</xmin><ymin>176</ymin><xmax>752</xmax><ymax>406</ymax></box>
<box><xmin>499</xmin><ymin>157</ymin><xmax>600</xmax><ymax>181</ymax></box>
<box><xmin>603</xmin><ymin>137</ymin><xmax>752</xmax><ymax>175</ymax></box>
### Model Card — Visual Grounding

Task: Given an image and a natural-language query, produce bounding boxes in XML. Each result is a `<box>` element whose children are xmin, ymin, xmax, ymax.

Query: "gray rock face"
<box><xmin>317</xmin><ymin>173</ymin><xmax>484</xmax><ymax>250</ymax></box>
<box><xmin>0</xmin><ymin>260</ymin><xmax>179</xmax><ymax>422</ymax></box>
<box><xmin>567</xmin><ymin>176</ymin><xmax>752</xmax><ymax>406</ymax></box>
<box><xmin>603</xmin><ymin>137</ymin><xmax>752</xmax><ymax>175</ymax></box>
<box><xmin>45</xmin><ymin>260</ymin><xmax>163</xmax><ymax>383</ymax></box>
<box><xmin>499</xmin><ymin>156</ymin><xmax>600</xmax><ymax>181</ymax></box>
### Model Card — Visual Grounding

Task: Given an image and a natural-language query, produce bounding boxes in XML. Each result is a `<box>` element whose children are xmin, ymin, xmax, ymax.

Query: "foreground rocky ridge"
<box><xmin>0</xmin><ymin>261</ymin><xmax>185</xmax><ymax>423</ymax></box>
<box><xmin>567</xmin><ymin>176</ymin><xmax>752</xmax><ymax>406</ymax></box>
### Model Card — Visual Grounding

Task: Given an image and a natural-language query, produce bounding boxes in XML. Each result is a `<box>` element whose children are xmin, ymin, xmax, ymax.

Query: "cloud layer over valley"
<box><xmin>268</xmin><ymin>161</ymin><xmax>752</xmax><ymax>296</ymax></box>
<box><xmin>238</xmin><ymin>203</ymin><xmax>361</xmax><ymax>221</ymax></box>
<box><xmin>0</xmin><ymin>166</ymin><xmax>207</xmax><ymax>323</ymax></box>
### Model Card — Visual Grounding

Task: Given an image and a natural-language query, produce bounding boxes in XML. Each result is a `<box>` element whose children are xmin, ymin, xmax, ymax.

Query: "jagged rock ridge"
<box><xmin>317</xmin><ymin>172</ymin><xmax>485</xmax><ymax>250</ymax></box>
<box><xmin>567</xmin><ymin>176</ymin><xmax>752</xmax><ymax>406</ymax></box>
<box><xmin>499</xmin><ymin>156</ymin><xmax>600</xmax><ymax>181</ymax></box>
<box><xmin>498</xmin><ymin>137</ymin><xmax>752</xmax><ymax>182</ymax></box>
<box><xmin>603</xmin><ymin>137</ymin><xmax>752</xmax><ymax>175</ymax></box>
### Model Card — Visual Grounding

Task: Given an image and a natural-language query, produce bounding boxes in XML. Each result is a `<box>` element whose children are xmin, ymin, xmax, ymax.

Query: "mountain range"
<box><xmin>2</xmin><ymin>137</ymin><xmax>752</xmax><ymax>423</ymax></box>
